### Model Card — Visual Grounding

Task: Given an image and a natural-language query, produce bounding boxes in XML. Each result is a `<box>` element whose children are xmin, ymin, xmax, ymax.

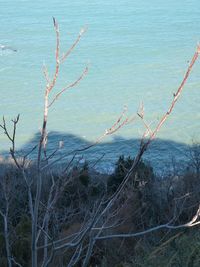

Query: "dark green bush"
<box><xmin>79</xmin><ymin>173</ymin><xmax>90</xmax><ymax>187</ymax></box>
<box><xmin>0</xmin><ymin>256</ymin><xmax>7</xmax><ymax>267</ymax></box>
<box><xmin>90</xmin><ymin>185</ymin><xmax>101</xmax><ymax>197</ymax></box>
<box><xmin>0</xmin><ymin>232</ymin><xmax>6</xmax><ymax>257</ymax></box>
<box><xmin>12</xmin><ymin>216</ymin><xmax>31</xmax><ymax>266</ymax></box>
<box><xmin>107</xmin><ymin>155</ymin><xmax>154</xmax><ymax>192</ymax></box>
<box><xmin>79</xmin><ymin>162</ymin><xmax>90</xmax><ymax>187</ymax></box>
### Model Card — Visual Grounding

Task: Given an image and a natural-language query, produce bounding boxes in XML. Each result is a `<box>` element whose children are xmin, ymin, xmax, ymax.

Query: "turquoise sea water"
<box><xmin>1</xmin><ymin>1</ymin><xmax>200</xmax><ymax>172</ymax></box>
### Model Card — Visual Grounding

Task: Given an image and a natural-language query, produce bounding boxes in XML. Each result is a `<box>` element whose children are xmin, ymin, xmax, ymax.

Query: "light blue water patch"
<box><xmin>0</xmin><ymin>0</ymin><xmax>200</xmax><ymax>168</ymax></box>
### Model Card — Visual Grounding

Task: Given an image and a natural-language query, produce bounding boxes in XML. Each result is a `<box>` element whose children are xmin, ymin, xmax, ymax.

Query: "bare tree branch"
<box><xmin>48</xmin><ymin>66</ymin><xmax>88</xmax><ymax>108</ymax></box>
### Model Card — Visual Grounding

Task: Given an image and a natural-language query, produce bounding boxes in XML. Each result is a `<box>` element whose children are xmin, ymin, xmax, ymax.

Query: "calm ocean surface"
<box><xmin>1</xmin><ymin>0</ymin><xmax>200</xmax><ymax>172</ymax></box>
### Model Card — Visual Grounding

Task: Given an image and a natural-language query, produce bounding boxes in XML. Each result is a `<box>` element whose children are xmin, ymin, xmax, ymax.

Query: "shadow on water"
<box><xmin>0</xmin><ymin>131</ymin><xmax>191</xmax><ymax>175</ymax></box>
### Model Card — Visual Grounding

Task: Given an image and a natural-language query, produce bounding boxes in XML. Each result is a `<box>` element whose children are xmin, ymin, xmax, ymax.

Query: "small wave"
<box><xmin>0</xmin><ymin>67</ymin><xmax>11</xmax><ymax>73</ymax></box>
<box><xmin>0</xmin><ymin>44</ymin><xmax>17</xmax><ymax>56</ymax></box>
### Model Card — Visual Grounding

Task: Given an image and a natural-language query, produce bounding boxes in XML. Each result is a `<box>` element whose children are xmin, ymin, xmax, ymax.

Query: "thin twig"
<box><xmin>48</xmin><ymin>66</ymin><xmax>88</xmax><ymax>108</ymax></box>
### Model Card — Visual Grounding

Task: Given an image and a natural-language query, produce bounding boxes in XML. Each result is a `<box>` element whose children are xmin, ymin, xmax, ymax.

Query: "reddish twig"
<box><xmin>61</xmin><ymin>27</ymin><xmax>87</xmax><ymax>63</ymax></box>
<box><xmin>147</xmin><ymin>45</ymin><xmax>200</xmax><ymax>144</ymax></box>
<box><xmin>48</xmin><ymin>66</ymin><xmax>88</xmax><ymax>108</ymax></box>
